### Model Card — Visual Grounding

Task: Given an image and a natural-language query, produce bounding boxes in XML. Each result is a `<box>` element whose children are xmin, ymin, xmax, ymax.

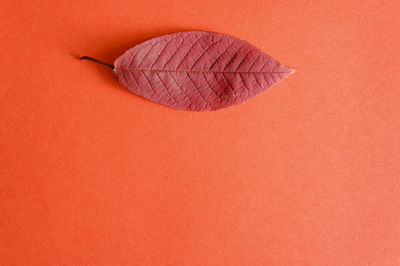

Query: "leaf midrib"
<box><xmin>117</xmin><ymin>67</ymin><xmax>292</xmax><ymax>74</ymax></box>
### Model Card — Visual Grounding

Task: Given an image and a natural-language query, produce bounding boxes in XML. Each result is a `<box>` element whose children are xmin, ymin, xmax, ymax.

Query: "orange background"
<box><xmin>1</xmin><ymin>0</ymin><xmax>399</xmax><ymax>265</ymax></box>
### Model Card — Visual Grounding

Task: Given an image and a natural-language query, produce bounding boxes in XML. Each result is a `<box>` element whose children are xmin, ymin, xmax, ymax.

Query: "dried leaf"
<box><xmin>83</xmin><ymin>31</ymin><xmax>295</xmax><ymax>111</ymax></box>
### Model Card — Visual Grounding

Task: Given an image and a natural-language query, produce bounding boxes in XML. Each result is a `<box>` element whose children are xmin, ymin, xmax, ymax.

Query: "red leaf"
<box><xmin>113</xmin><ymin>31</ymin><xmax>295</xmax><ymax>111</ymax></box>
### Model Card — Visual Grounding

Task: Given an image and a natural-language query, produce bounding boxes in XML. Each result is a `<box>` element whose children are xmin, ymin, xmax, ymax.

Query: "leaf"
<box><xmin>85</xmin><ymin>31</ymin><xmax>295</xmax><ymax>111</ymax></box>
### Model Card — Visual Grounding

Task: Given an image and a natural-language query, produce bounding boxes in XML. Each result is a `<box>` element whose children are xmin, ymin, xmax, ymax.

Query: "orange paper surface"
<box><xmin>1</xmin><ymin>1</ymin><xmax>399</xmax><ymax>265</ymax></box>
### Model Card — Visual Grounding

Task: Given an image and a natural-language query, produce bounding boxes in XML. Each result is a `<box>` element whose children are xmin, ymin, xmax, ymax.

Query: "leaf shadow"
<box><xmin>74</xmin><ymin>27</ymin><xmax>193</xmax><ymax>96</ymax></box>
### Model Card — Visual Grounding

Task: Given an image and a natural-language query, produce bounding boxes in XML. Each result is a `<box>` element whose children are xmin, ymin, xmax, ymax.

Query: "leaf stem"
<box><xmin>80</xmin><ymin>56</ymin><xmax>114</xmax><ymax>69</ymax></box>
